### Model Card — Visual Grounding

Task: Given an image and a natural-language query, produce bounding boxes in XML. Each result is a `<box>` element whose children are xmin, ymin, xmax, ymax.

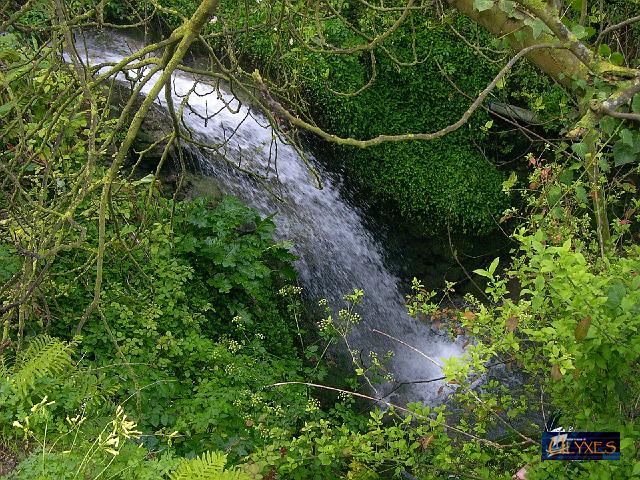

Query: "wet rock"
<box><xmin>108</xmin><ymin>82</ymin><xmax>173</xmax><ymax>163</ymax></box>
<box><xmin>180</xmin><ymin>173</ymin><xmax>224</xmax><ymax>203</ymax></box>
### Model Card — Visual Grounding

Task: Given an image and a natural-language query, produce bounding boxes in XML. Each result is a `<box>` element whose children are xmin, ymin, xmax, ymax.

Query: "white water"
<box><xmin>76</xmin><ymin>30</ymin><xmax>464</xmax><ymax>404</ymax></box>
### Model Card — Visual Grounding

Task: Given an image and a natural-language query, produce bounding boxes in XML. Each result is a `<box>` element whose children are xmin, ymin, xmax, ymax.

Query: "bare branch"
<box><xmin>596</xmin><ymin>14</ymin><xmax>640</xmax><ymax>47</ymax></box>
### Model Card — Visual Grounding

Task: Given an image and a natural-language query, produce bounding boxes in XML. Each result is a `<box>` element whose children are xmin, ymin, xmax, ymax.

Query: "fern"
<box><xmin>10</xmin><ymin>335</ymin><xmax>76</xmax><ymax>397</ymax></box>
<box><xmin>169</xmin><ymin>451</ymin><xmax>252</xmax><ymax>480</ymax></box>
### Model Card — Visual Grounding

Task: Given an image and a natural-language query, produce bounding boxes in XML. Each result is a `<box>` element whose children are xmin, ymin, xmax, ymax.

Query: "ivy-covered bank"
<box><xmin>240</xmin><ymin>13</ymin><xmax>508</xmax><ymax>234</ymax></box>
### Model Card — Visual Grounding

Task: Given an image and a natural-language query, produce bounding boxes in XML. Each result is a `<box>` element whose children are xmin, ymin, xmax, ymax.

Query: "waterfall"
<box><xmin>75</xmin><ymin>30</ymin><xmax>464</xmax><ymax>405</ymax></box>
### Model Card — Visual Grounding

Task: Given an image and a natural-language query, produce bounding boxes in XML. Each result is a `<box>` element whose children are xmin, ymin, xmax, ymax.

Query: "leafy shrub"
<box><xmin>34</xmin><ymin>193</ymin><xmax>312</xmax><ymax>456</ymax></box>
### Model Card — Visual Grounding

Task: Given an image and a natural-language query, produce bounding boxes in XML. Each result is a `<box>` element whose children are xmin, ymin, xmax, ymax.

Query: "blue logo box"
<box><xmin>542</xmin><ymin>432</ymin><xmax>620</xmax><ymax>460</ymax></box>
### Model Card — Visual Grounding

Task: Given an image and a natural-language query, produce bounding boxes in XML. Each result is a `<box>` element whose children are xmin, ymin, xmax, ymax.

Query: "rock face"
<box><xmin>108</xmin><ymin>82</ymin><xmax>173</xmax><ymax>164</ymax></box>
<box><xmin>108</xmin><ymin>82</ymin><xmax>227</xmax><ymax>202</ymax></box>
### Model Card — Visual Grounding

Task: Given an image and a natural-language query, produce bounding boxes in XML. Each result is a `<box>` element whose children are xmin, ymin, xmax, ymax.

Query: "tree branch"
<box><xmin>253</xmin><ymin>44</ymin><xmax>564</xmax><ymax>148</ymax></box>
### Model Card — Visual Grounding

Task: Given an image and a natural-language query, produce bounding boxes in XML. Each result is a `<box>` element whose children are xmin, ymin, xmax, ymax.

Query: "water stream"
<box><xmin>75</xmin><ymin>30</ymin><xmax>465</xmax><ymax>405</ymax></box>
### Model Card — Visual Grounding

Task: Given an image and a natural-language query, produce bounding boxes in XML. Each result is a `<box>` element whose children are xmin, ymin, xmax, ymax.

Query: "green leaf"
<box><xmin>620</xmin><ymin>437</ymin><xmax>635</xmax><ymax>451</ymax></box>
<box><xmin>473</xmin><ymin>268</ymin><xmax>491</xmax><ymax>279</ymax></box>
<box><xmin>599</xmin><ymin>116</ymin><xmax>618</xmax><ymax>136</ymax></box>
<box><xmin>524</xmin><ymin>17</ymin><xmax>547</xmax><ymax>39</ymax></box>
<box><xmin>514</xmin><ymin>30</ymin><xmax>527</xmax><ymax>43</ymax></box>
<box><xmin>569</xmin><ymin>0</ymin><xmax>584</xmax><ymax>13</ymax></box>
<box><xmin>610</xmin><ymin>52</ymin><xmax>625</xmax><ymax>66</ymax></box>
<box><xmin>598</xmin><ymin>43</ymin><xmax>612</xmax><ymax>57</ymax></box>
<box><xmin>132</xmin><ymin>173</ymin><xmax>156</xmax><ymax>185</ymax></box>
<box><xmin>571</xmin><ymin>24</ymin><xmax>587</xmax><ymax>39</ymax></box>
<box><xmin>613</xmin><ymin>141</ymin><xmax>638</xmax><ymax>166</ymax></box>
<box><xmin>547</xmin><ymin>185</ymin><xmax>562</xmax><ymax>206</ymax></box>
<box><xmin>0</xmin><ymin>101</ymin><xmax>14</xmax><ymax>117</ymax></box>
<box><xmin>571</xmin><ymin>142</ymin><xmax>588</xmax><ymax>158</ymax></box>
<box><xmin>502</xmin><ymin>171</ymin><xmax>517</xmax><ymax>192</ymax></box>
<box><xmin>606</xmin><ymin>282</ymin><xmax>626</xmax><ymax>310</ymax></box>
<box><xmin>558</xmin><ymin>169</ymin><xmax>573</xmax><ymax>185</ymax></box>
<box><xmin>474</xmin><ymin>0</ymin><xmax>494</xmax><ymax>11</ymax></box>
<box><xmin>574</xmin><ymin>186</ymin><xmax>588</xmax><ymax>204</ymax></box>
<box><xmin>498</xmin><ymin>0</ymin><xmax>517</xmax><ymax>16</ymax></box>
<box><xmin>0</xmin><ymin>244</ymin><xmax>21</xmax><ymax>284</ymax></box>
<box><xmin>488</xmin><ymin>257</ymin><xmax>500</xmax><ymax>275</ymax></box>
<box><xmin>621</xmin><ymin>129</ymin><xmax>634</xmax><ymax>146</ymax></box>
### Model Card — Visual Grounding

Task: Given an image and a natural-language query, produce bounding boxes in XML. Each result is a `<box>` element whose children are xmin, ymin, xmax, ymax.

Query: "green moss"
<box><xmin>295</xmin><ymin>18</ymin><xmax>510</xmax><ymax>234</ymax></box>
<box><xmin>351</xmin><ymin>142</ymin><xmax>508</xmax><ymax>233</ymax></box>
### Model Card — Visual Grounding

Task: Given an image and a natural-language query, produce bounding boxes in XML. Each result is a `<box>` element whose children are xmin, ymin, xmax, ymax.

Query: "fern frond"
<box><xmin>10</xmin><ymin>335</ymin><xmax>76</xmax><ymax>397</ymax></box>
<box><xmin>169</xmin><ymin>451</ymin><xmax>251</xmax><ymax>480</ymax></box>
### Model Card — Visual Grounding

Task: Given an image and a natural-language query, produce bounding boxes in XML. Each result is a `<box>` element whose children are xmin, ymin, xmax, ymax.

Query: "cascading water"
<box><xmin>75</xmin><ymin>30</ymin><xmax>464</xmax><ymax>405</ymax></box>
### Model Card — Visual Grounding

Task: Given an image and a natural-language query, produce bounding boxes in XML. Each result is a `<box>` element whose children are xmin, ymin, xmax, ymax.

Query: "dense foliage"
<box><xmin>207</xmin><ymin>2</ymin><xmax>568</xmax><ymax>234</ymax></box>
<box><xmin>2</xmin><ymin>0</ymin><xmax>640</xmax><ymax>479</ymax></box>
<box><xmin>251</xmin><ymin>13</ymin><xmax>510</xmax><ymax>234</ymax></box>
